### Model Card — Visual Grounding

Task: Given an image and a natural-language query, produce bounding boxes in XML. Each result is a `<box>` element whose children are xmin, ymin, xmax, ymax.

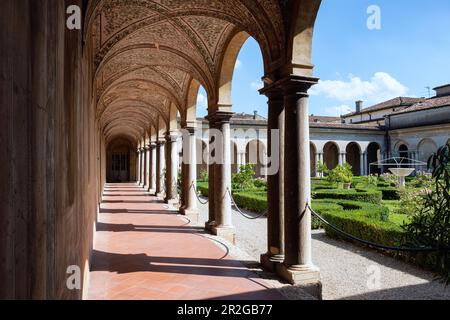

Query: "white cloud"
<box><xmin>250</xmin><ymin>80</ymin><xmax>264</xmax><ymax>90</ymax></box>
<box><xmin>197</xmin><ymin>93</ymin><xmax>207</xmax><ymax>109</ymax></box>
<box><xmin>324</xmin><ymin>105</ymin><xmax>353</xmax><ymax>117</ymax></box>
<box><xmin>310</xmin><ymin>72</ymin><xmax>409</xmax><ymax>105</ymax></box>
<box><xmin>235</xmin><ymin>59</ymin><xmax>242</xmax><ymax>70</ymax></box>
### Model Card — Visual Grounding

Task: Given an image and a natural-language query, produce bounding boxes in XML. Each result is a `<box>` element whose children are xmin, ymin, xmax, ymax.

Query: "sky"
<box><xmin>198</xmin><ymin>0</ymin><xmax>450</xmax><ymax>118</ymax></box>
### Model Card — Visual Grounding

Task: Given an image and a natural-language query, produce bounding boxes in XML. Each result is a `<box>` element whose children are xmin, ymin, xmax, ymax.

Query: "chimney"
<box><xmin>253</xmin><ymin>110</ymin><xmax>258</xmax><ymax>119</ymax></box>
<box><xmin>355</xmin><ymin>100</ymin><xmax>363</xmax><ymax>113</ymax></box>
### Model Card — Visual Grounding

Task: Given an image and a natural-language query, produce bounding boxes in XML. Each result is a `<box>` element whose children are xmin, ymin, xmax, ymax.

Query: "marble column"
<box><xmin>180</xmin><ymin>127</ymin><xmax>198</xmax><ymax>222</ymax></box>
<box><xmin>139</xmin><ymin>148</ymin><xmax>144</xmax><ymax>185</ymax></box>
<box><xmin>315</xmin><ymin>152</ymin><xmax>320</xmax><ymax>178</ymax></box>
<box><xmin>142</xmin><ymin>145</ymin><xmax>148</xmax><ymax>189</ymax></box>
<box><xmin>277</xmin><ymin>76</ymin><xmax>321</xmax><ymax>294</ymax></box>
<box><xmin>363</xmin><ymin>152</ymin><xmax>368</xmax><ymax>176</ymax></box>
<box><xmin>156</xmin><ymin>141</ymin><xmax>165</xmax><ymax>197</ymax></box>
<box><xmin>165</xmin><ymin>133</ymin><xmax>178</xmax><ymax>204</ymax></box>
<box><xmin>137</xmin><ymin>149</ymin><xmax>142</xmax><ymax>184</ymax></box>
<box><xmin>149</xmin><ymin>143</ymin><xmax>157</xmax><ymax>193</ymax></box>
<box><xmin>260</xmin><ymin>87</ymin><xmax>285</xmax><ymax>271</ymax></box>
<box><xmin>205</xmin><ymin>119</ymin><xmax>216</xmax><ymax>231</ymax></box>
<box><xmin>211</xmin><ymin>111</ymin><xmax>235</xmax><ymax>244</ymax></box>
<box><xmin>360</xmin><ymin>152</ymin><xmax>365</xmax><ymax>176</ymax></box>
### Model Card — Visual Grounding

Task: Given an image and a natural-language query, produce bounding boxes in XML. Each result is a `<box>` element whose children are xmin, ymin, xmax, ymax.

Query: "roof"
<box><xmin>309</xmin><ymin>115</ymin><xmax>341</xmax><ymax>123</ymax></box>
<box><xmin>343</xmin><ymin>97</ymin><xmax>425</xmax><ymax>117</ymax></box>
<box><xmin>390</xmin><ymin>95</ymin><xmax>450</xmax><ymax>116</ymax></box>
<box><xmin>309</xmin><ymin>122</ymin><xmax>382</xmax><ymax>130</ymax></box>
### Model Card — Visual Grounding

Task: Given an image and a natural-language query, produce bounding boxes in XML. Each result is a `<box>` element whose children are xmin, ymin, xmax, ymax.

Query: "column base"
<box><xmin>276</xmin><ymin>263</ymin><xmax>322</xmax><ymax>299</ymax></box>
<box><xmin>205</xmin><ymin>220</ymin><xmax>215</xmax><ymax>232</ymax></box>
<box><xmin>260</xmin><ymin>253</ymin><xmax>284</xmax><ymax>273</ymax></box>
<box><xmin>165</xmin><ymin>198</ymin><xmax>178</xmax><ymax>205</ymax></box>
<box><xmin>212</xmin><ymin>226</ymin><xmax>235</xmax><ymax>245</ymax></box>
<box><xmin>180</xmin><ymin>208</ymin><xmax>199</xmax><ymax>224</ymax></box>
<box><xmin>156</xmin><ymin>192</ymin><xmax>165</xmax><ymax>198</ymax></box>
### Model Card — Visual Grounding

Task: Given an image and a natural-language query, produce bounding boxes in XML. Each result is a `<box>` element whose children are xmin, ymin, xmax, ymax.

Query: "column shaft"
<box><xmin>206</xmin><ymin>121</ymin><xmax>216</xmax><ymax>230</ymax></box>
<box><xmin>277</xmin><ymin>76</ymin><xmax>320</xmax><ymax>291</ymax></box>
<box><xmin>150</xmin><ymin>144</ymin><xmax>157</xmax><ymax>193</ymax></box>
<box><xmin>260</xmin><ymin>89</ymin><xmax>285</xmax><ymax>271</ymax></box>
<box><xmin>181</xmin><ymin>128</ymin><xmax>198</xmax><ymax>221</ymax></box>
<box><xmin>156</xmin><ymin>142</ymin><xmax>165</xmax><ymax>197</ymax></box>
<box><xmin>165</xmin><ymin>133</ymin><xmax>178</xmax><ymax>204</ymax></box>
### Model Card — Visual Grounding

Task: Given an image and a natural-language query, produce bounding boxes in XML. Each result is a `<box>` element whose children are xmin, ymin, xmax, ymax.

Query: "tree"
<box><xmin>232</xmin><ymin>164</ymin><xmax>256</xmax><ymax>191</ymax></box>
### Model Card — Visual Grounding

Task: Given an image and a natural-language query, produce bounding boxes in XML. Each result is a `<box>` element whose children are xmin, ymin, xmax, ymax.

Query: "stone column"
<box><xmin>139</xmin><ymin>148</ymin><xmax>145</xmax><ymax>185</ymax></box>
<box><xmin>277</xmin><ymin>76</ymin><xmax>321</xmax><ymax>294</ymax></box>
<box><xmin>145</xmin><ymin>145</ymin><xmax>151</xmax><ymax>190</ymax></box>
<box><xmin>260</xmin><ymin>88</ymin><xmax>285</xmax><ymax>271</ymax></box>
<box><xmin>363</xmin><ymin>152</ymin><xmax>368</xmax><ymax>175</ymax></box>
<box><xmin>156</xmin><ymin>141</ymin><xmax>165</xmax><ymax>197</ymax></box>
<box><xmin>360</xmin><ymin>152</ymin><xmax>365</xmax><ymax>176</ymax></box>
<box><xmin>165</xmin><ymin>133</ymin><xmax>178</xmax><ymax>204</ymax></box>
<box><xmin>137</xmin><ymin>149</ymin><xmax>142</xmax><ymax>184</ymax></box>
<box><xmin>339</xmin><ymin>152</ymin><xmax>345</xmax><ymax>166</ymax></box>
<box><xmin>142</xmin><ymin>146</ymin><xmax>148</xmax><ymax>189</ymax></box>
<box><xmin>236</xmin><ymin>151</ymin><xmax>242</xmax><ymax>172</ymax></box>
<box><xmin>149</xmin><ymin>143</ymin><xmax>157</xmax><ymax>193</ymax></box>
<box><xmin>211</xmin><ymin>111</ymin><xmax>235</xmax><ymax>244</ymax></box>
<box><xmin>180</xmin><ymin>127</ymin><xmax>198</xmax><ymax>222</ymax></box>
<box><xmin>205</xmin><ymin>119</ymin><xmax>216</xmax><ymax>231</ymax></box>
<box><xmin>315</xmin><ymin>152</ymin><xmax>320</xmax><ymax>178</ymax></box>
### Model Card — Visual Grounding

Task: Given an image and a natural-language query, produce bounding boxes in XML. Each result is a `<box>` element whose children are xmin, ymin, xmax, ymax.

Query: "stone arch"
<box><xmin>323</xmin><ymin>141</ymin><xmax>340</xmax><ymax>170</ymax></box>
<box><xmin>287</xmin><ymin>0</ymin><xmax>321</xmax><ymax>76</ymax></box>
<box><xmin>216</xmin><ymin>31</ymin><xmax>250</xmax><ymax>108</ymax></box>
<box><xmin>310</xmin><ymin>142</ymin><xmax>317</xmax><ymax>177</ymax></box>
<box><xmin>346</xmin><ymin>142</ymin><xmax>361</xmax><ymax>176</ymax></box>
<box><xmin>417</xmin><ymin>138</ymin><xmax>438</xmax><ymax>163</ymax></box>
<box><xmin>367</xmin><ymin>142</ymin><xmax>382</xmax><ymax>175</ymax></box>
<box><xmin>246</xmin><ymin>139</ymin><xmax>267</xmax><ymax>177</ymax></box>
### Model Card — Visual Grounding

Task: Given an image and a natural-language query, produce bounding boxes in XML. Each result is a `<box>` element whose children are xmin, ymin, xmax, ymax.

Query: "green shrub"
<box><xmin>313</xmin><ymin>189</ymin><xmax>382</xmax><ymax>204</ymax></box>
<box><xmin>378</xmin><ymin>187</ymin><xmax>401</xmax><ymax>200</ymax></box>
<box><xmin>232</xmin><ymin>192</ymin><xmax>267</xmax><ymax>214</ymax></box>
<box><xmin>196</xmin><ymin>182</ymin><xmax>209</xmax><ymax>197</ymax></box>
<box><xmin>320</xmin><ymin>209</ymin><xmax>405</xmax><ymax>247</ymax></box>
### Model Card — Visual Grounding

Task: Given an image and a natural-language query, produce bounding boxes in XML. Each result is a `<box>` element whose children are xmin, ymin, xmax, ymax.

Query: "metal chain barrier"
<box><xmin>307</xmin><ymin>204</ymin><xmax>441</xmax><ymax>253</ymax></box>
<box><xmin>190</xmin><ymin>182</ymin><xmax>209</xmax><ymax>205</ymax></box>
<box><xmin>226</xmin><ymin>188</ymin><xmax>267</xmax><ymax>220</ymax></box>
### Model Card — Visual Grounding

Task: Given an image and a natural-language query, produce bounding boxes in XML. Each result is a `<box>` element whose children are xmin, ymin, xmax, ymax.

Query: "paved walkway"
<box><xmin>87</xmin><ymin>183</ymin><xmax>283</xmax><ymax>300</ymax></box>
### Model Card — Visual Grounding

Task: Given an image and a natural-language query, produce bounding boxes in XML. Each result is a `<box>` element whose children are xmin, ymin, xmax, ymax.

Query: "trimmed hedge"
<box><xmin>312</xmin><ymin>188</ymin><xmax>382</xmax><ymax>204</ymax></box>
<box><xmin>232</xmin><ymin>192</ymin><xmax>267</xmax><ymax>214</ymax></box>
<box><xmin>378</xmin><ymin>187</ymin><xmax>401</xmax><ymax>200</ymax></box>
<box><xmin>196</xmin><ymin>182</ymin><xmax>209</xmax><ymax>197</ymax></box>
<box><xmin>319</xmin><ymin>208</ymin><xmax>405</xmax><ymax>248</ymax></box>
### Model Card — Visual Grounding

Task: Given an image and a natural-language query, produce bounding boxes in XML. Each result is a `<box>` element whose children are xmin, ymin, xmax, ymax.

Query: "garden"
<box><xmin>197</xmin><ymin>142</ymin><xmax>450</xmax><ymax>283</ymax></box>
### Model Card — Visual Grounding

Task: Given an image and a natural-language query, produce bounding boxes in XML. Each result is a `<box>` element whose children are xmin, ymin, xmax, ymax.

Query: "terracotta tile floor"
<box><xmin>88</xmin><ymin>183</ymin><xmax>283</xmax><ymax>300</ymax></box>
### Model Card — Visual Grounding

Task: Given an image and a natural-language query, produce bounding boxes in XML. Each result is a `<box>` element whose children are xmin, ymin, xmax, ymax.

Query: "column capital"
<box><xmin>149</xmin><ymin>142</ymin><xmax>157</xmax><ymax>149</ymax></box>
<box><xmin>207</xmin><ymin>110</ymin><xmax>234</xmax><ymax>125</ymax></box>
<box><xmin>156</xmin><ymin>140</ymin><xmax>165</xmax><ymax>147</ymax></box>
<box><xmin>165</xmin><ymin>132</ymin><xmax>178</xmax><ymax>143</ymax></box>
<box><xmin>273</xmin><ymin>75</ymin><xmax>320</xmax><ymax>97</ymax></box>
<box><xmin>259</xmin><ymin>84</ymin><xmax>283</xmax><ymax>101</ymax></box>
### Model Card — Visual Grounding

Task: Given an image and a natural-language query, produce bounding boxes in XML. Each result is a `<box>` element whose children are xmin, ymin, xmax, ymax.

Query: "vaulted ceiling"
<box><xmin>85</xmin><ymin>0</ymin><xmax>287</xmax><ymax>144</ymax></box>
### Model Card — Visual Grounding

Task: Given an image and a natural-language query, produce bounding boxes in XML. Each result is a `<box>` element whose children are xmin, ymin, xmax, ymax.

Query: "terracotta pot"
<box><xmin>343</xmin><ymin>182</ymin><xmax>351</xmax><ymax>190</ymax></box>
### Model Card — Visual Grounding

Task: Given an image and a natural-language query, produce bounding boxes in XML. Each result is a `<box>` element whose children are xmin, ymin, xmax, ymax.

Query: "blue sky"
<box><xmin>198</xmin><ymin>0</ymin><xmax>450</xmax><ymax>118</ymax></box>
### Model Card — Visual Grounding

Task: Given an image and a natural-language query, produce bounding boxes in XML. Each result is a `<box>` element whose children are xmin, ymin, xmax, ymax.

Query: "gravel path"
<box><xmin>196</xmin><ymin>197</ymin><xmax>450</xmax><ymax>300</ymax></box>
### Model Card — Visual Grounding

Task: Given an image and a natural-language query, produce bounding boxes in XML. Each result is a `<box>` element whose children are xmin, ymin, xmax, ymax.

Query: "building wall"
<box><xmin>0</xmin><ymin>0</ymin><xmax>101</xmax><ymax>299</ymax></box>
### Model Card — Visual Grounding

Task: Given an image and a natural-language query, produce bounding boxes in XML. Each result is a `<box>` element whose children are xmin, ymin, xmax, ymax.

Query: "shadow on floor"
<box><xmin>91</xmin><ymin>249</ymin><xmax>259</xmax><ymax>279</ymax></box>
<box><xmin>96</xmin><ymin>222</ymin><xmax>205</xmax><ymax>234</ymax></box>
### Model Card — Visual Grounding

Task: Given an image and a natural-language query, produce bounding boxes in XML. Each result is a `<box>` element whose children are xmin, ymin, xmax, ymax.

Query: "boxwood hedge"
<box><xmin>312</xmin><ymin>189</ymin><xmax>382</xmax><ymax>204</ymax></box>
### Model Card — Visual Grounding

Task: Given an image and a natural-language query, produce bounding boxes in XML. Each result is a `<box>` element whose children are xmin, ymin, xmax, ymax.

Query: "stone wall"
<box><xmin>0</xmin><ymin>0</ymin><xmax>102</xmax><ymax>299</ymax></box>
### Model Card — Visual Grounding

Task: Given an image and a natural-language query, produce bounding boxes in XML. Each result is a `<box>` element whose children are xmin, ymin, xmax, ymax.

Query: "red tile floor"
<box><xmin>88</xmin><ymin>183</ymin><xmax>283</xmax><ymax>300</ymax></box>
